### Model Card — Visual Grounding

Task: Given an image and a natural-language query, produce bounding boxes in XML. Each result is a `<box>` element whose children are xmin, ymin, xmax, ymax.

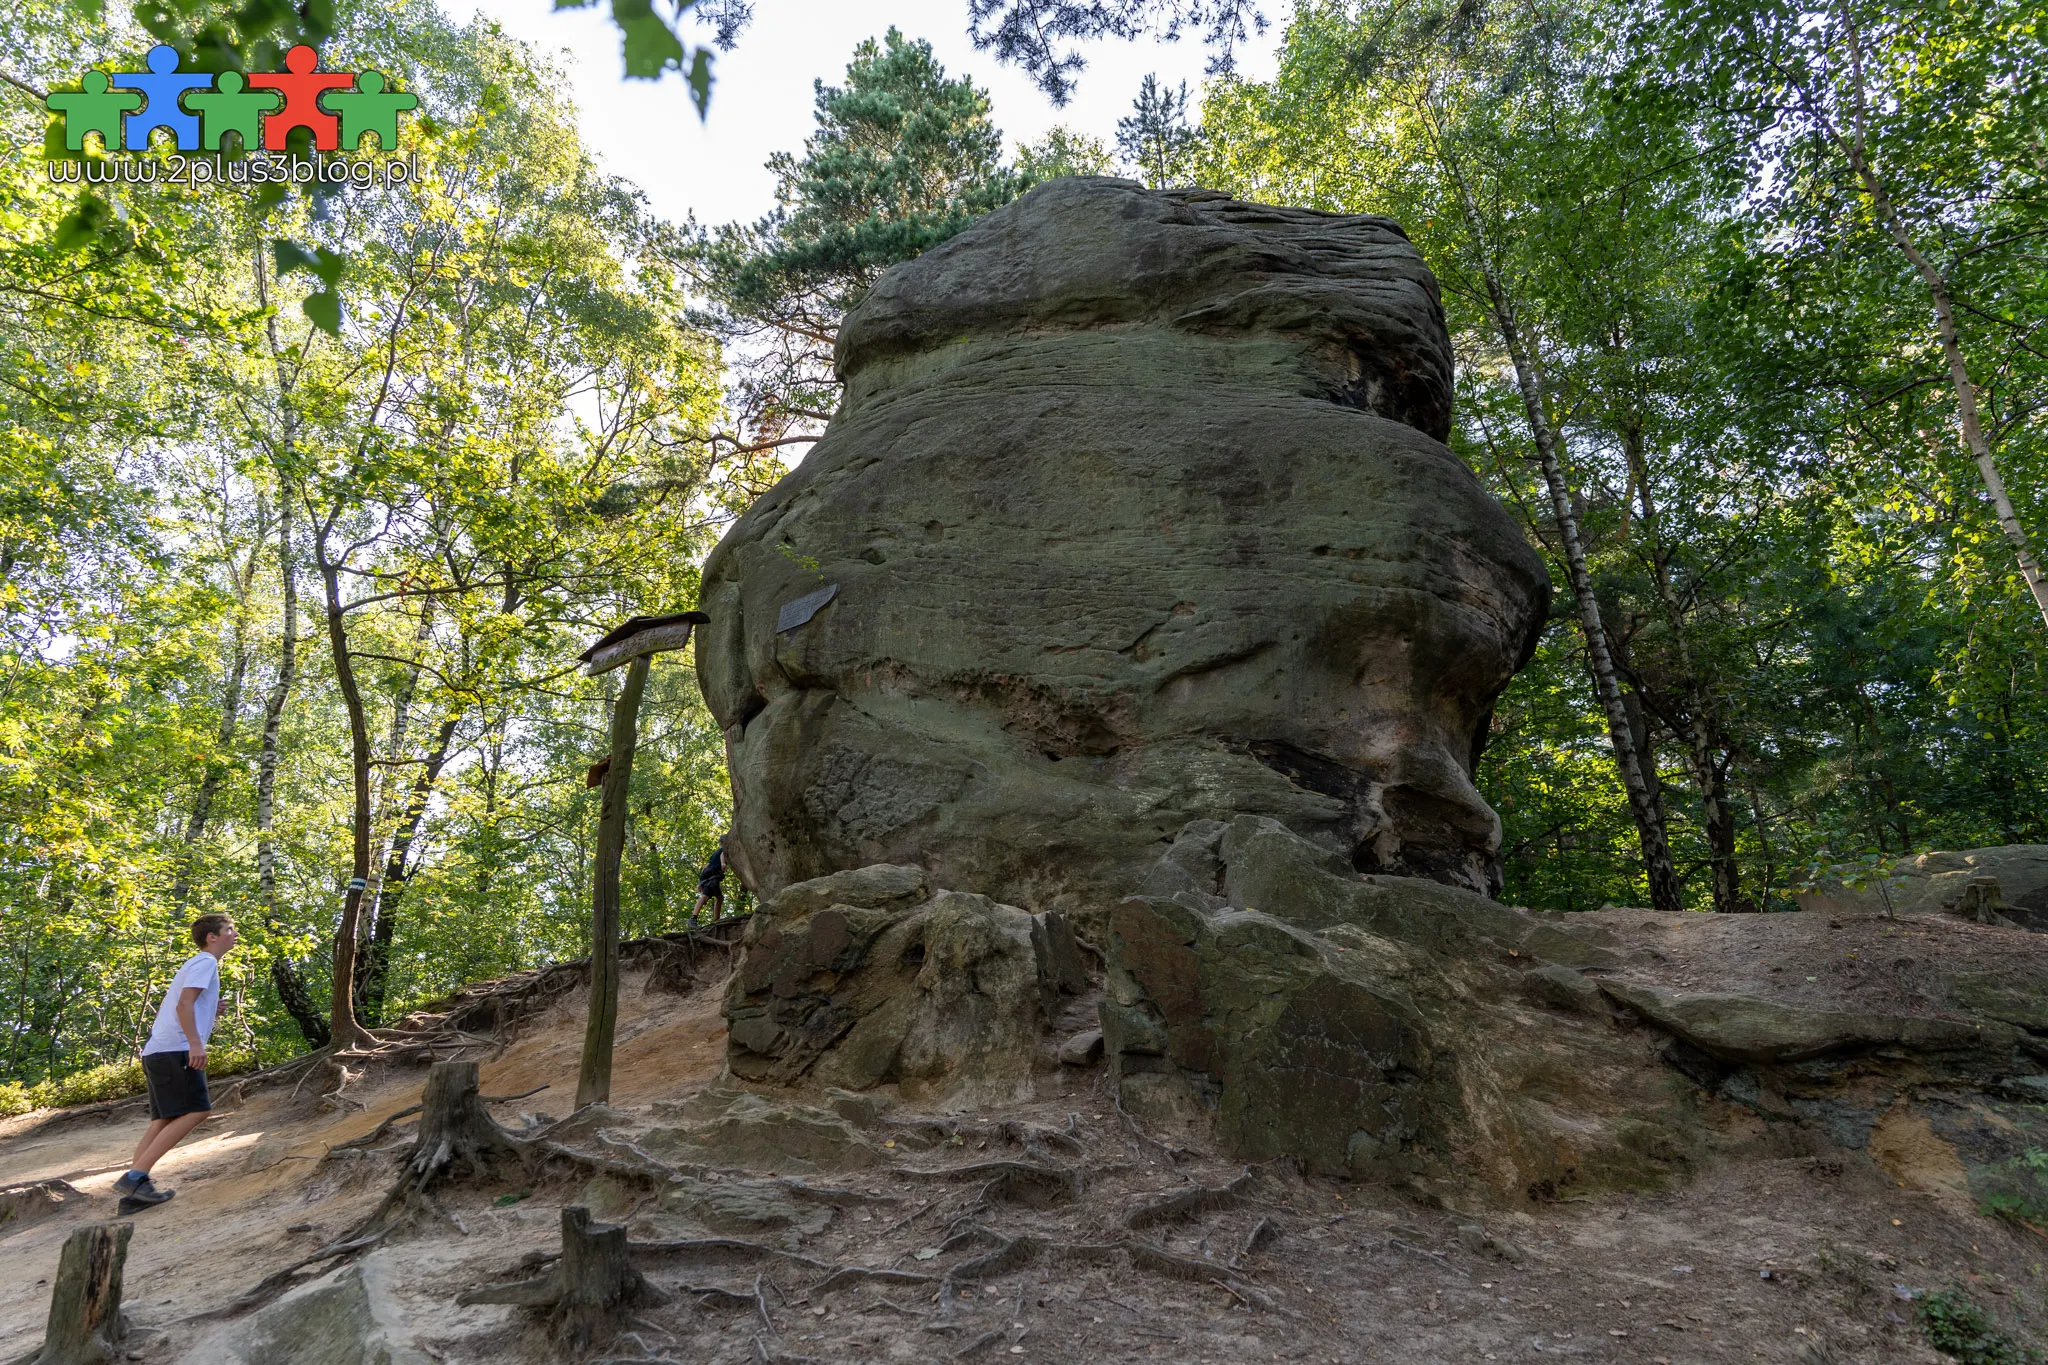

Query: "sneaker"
<box><xmin>111</xmin><ymin>1170</ymin><xmax>145</xmax><ymax>1195</ymax></box>
<box><xmin>117</xmin><ymin>1179</ymin><xmax>174</xmax><ymax>1215</ymax></box>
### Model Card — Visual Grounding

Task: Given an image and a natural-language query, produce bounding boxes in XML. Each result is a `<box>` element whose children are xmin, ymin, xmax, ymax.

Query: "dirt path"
<box><xmin>0</xmin><ymin>969</ymin><xmax>724</xmax><ymax>1356</ymax></box>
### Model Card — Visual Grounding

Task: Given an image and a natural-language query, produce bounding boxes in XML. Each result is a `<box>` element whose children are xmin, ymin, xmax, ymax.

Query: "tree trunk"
<box><xmin>29</xmin><ymin>1221</ymin><xmax>131</xmax><ymax>1365</ymax></box>
<box><xmin>1476</xmin><ymin>268</ymin><xmax>1684</xmax><ymax>912</ymax></box>
<box><xmin>318</xmin><ymin>541</ymin><xmax>375</xmax><ymax>1051</ymax></box>
<box><xmin>346</xmin><ymin>1060</ymin><xmax>526</xmax><ymax>1241</ymax></box>
<box><xmin>353</xmin><ymin>602</ymin><xmax>437</xmax><ymax>1022</ymax></box>
<box><xmin>253</xmin><ymin>248</ymin><xmax>329</xmax><ymax>1049</ymax></box>
<box><xmin>1828</xmin><ymin>11</ymin><xmax>2048</xmax><ymax>632</ymax></box>
<box><xmin>1622</xmin><ymin>435</ymin><xmax>1746</xmax><ymax>912</ymax></box>
<box><xmin>357</xmin><ymin>711</ymin><xmax>460</xmax><ymax>1026</ymax></box>
<box><xmin>169</xmin><ymin>511</ymin><xmax>268</xmax><ymax>905</ymax></box>
<box><xmin>456</xmin><ymin>1206</ymin><xmax>658</xmax><ymax>1350</ymax></box>
<box><xmin>578</xmin><ymin>654</ymin><xmax>649</xmax><ymax>1109</ymax></box>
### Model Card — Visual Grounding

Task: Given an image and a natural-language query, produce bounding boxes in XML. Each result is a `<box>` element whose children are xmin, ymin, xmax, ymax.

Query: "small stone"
<box><xmin>1059</xmin><ymin>1029</ymin><xmax>1105</xmax><ymax>1066</ymax></box>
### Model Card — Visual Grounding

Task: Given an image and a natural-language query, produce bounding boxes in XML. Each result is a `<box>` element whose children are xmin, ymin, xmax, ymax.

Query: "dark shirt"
<box><xmin>697</xmin><ymin>846</ymin><xmax>725</xmax><ymax>891</ymax></box>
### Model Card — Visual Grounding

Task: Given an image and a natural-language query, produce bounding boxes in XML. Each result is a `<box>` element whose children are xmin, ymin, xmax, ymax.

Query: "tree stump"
<box><xmin>352</xmin><ymin>1060</ymin><xmax>526</xmax><ymax>1237</ymax></box>
<box><xmin>30</xmin><ymin>1221</ymin><xmax>131</xmax><ymax>1365</ymax></box>
<box><xmin>1955</xmin><ymin>876</ymin><xmax>2012</xmax><ymax>925</ymax></box>
<box><xmin>457</xmin><ymin>1205</ymin><xmax>660</xmax><ymax>1349</ymax></box>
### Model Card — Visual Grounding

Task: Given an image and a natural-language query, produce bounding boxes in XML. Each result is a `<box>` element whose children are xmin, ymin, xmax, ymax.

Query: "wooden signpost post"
<box><xmin>574</xmin><ymin>611</ymin><xmax>709</xmax><ymax>1109</ymax></box>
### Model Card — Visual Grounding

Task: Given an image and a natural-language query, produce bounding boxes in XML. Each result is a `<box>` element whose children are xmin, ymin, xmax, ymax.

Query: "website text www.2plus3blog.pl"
<box><xmin>48</xmin><ymin>152</ymin><xmax>420</xmax><ymax>188</ymax></box>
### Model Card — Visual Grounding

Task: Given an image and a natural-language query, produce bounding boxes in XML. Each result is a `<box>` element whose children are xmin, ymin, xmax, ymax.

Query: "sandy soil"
<box><xmin>0</xmin><ymin>968</ymin><xmax>727</xmax><ymax>1358</ymax></box>
<box><xmin>2</xmin><ymin>926</ymin><xmax>2043</xmax><ymax>1364</ymax></box>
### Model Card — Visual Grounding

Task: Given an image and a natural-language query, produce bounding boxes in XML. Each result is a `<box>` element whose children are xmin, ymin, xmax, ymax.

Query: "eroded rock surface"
<box><xmin>721</xmin><ymin>866</ymin><xmax>1089</xmax><ymax>1106</ymax></box>
<box><xmin>696</xmin><ymin>178</ymin><xmax>1549</xmax><ymax>910</ymax></box>
<box><xmin>1103</xmin><ymin>817</ymin><xmax>2048</xmax><ymax>1204</ymax></box>
<box><xmin>178</xmin><ymin>1254</ymin><xmax>428</xmax><ymax>1365</ymax></box>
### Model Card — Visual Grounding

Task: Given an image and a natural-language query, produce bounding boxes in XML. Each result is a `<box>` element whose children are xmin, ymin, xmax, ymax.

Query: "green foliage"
<box><xmin>1200</xmin><ymin>0</ymin><xmax>2048</xmax><ymax>911</ymax></box>
<box><xmin>1014</xmin><ymin>125</ymin><xmax>1114</xmax><ymax>179</ymax></box>
<box><xmin>1916</xmin><ymin>1287</ymin><xmax>2042</xmax><ymax>1365</ymax></box>
<box><xmin>710</xmin><ymin>29</ymin><xmax>1026</xmax><ymax>315</ymax></box>
<box><xmin>695</xmin><ymin>29</ymin><xmax>1032</xmax><ymax>444</ymax></box>
<box><xmin>0</xmin><ymin>1044</ymin><xmax>262</xmax><ymax>1118</ymax></box>
<box><xmin>1980</xmin><ymin>1148</ymin><xmax>2048</xmax><ymax>1230</ymax></box>
<box><xmin>0</xmin><ymin>4</ymin><xmax>762</xmax><ymax>1086</ymax></box>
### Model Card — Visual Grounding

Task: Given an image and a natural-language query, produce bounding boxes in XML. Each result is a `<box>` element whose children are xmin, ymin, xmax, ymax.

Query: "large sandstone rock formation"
<box><xmin>696</xmin><ymin>178</ymin><xmax>1549</xmax><ymax>911</ymax></box>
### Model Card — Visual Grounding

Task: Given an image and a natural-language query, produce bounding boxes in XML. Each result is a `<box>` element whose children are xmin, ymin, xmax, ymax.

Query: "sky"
<box><xmin>462</xmin><ymin>0</ymin><xmax>1284</xmax><ymax>230</ymax></box>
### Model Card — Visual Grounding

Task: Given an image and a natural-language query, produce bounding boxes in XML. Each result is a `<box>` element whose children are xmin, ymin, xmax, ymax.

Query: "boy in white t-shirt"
<box><xmin>112</xmin><ymin>913</ymin><xmax>239</xmax><ymax>1215</ymax></box>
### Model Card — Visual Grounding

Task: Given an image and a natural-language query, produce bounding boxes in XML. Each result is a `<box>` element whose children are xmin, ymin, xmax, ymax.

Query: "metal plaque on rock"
<box><xmin>776</xmin><ymin>584</ymin><xmax>839</xmax><ymax>633</ymax></box>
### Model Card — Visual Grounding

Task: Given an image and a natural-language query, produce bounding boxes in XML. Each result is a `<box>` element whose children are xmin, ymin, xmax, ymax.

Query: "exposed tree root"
<box><xmin>1112</xmin><ymin>1087</ymin><xmax>1182</xmax><ymax>1164</ymax></box>
<box><xmin>1230</xmin><ymin>1215</ymin><xmax>1278</xmax><ymax>1268</ymax></box>
<box><xmin>207</xmin><ymin>1230</ymin><xmax>392</xmax><ymax>1320</ymax></box>
<box><xmin>346</xmin><ymin>1061</ymin><xmax>529</xmax><ymax>1239</ymax></box>
<box><xmin>630</xmin><ymin>1238</ymin><xmax>830</xmax><ymax>1273</ymax></box>
<box><xmin>808</xmin><ymin>1266</ymin><xmax>936</xmax><ymax>1294</ymax></box>
<box><xmin>329</xmin><ymin>1104</ymin><xmax>422</xmax><ymax>1153</ymax></box>
<box><xmin>1120</xmin><ymin>1168</ymin><xmax>1256</xmax><ymax>1230</ymax></box>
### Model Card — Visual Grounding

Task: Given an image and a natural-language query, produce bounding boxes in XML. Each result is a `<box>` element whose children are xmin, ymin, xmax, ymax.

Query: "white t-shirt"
<box><xmin>143</xmin><ymin>952</ymin><xmax>222</xmax><ymax>1056</ymax></box>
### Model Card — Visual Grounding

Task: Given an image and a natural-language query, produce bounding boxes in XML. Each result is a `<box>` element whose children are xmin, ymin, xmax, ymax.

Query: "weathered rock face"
<box><xmin>721</xmin><ymin>864</ymin><xmax>1090</xmax><ymax>1107</ymax></box>
<box><xmin>1105</xmin><ymin>816</ymin><xmax>1704</xmax><ymax>1196</ymax></box>
<box><xmin>1102</xmin><ymin>816</ymin><xmax>2048</xmax><ymax>1203</ymax></box>
<box><xmin>178</xmin><ymin>1254</ymin><xmax>429</xmax><ymax>1365</ymax></box>
<box><xmin>696</xmin><ymin>179</ymin><xmax>1549</xmax><ymax>911</ymax></box>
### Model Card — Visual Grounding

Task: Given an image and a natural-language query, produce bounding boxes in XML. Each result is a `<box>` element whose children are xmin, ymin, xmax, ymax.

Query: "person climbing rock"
<box><xmin>113</xmin><ymin>913</ymin><xmax>238</xmax><ymax>1215</ymax></box>
<box><xmin>690</xmin><ymin>834</ymin><xmax>729</xmax><ymax>924</ymax></box>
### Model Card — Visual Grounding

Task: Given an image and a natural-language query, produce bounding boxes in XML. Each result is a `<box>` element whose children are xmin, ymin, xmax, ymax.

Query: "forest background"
<box><xmin>0</xmin><ymin>0</ymin><xmax>2041</xmax><ymax>1101</ymax></box>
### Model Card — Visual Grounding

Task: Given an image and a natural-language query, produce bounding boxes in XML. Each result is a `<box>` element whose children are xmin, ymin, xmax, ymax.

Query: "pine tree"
<box><xmin>1116</xmin><ymin>74</ymin><xmax>1202</xmax><ymax>187</ymax></box>
<box><xmin>698</xmin><ymin>30</ymin><xmax>1031</xmax><ymax>444</ymax></box>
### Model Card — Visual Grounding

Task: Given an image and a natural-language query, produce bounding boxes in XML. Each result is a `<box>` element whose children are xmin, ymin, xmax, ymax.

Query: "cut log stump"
<box><xmin>458</xmin><ymin>1205</ymin><xmax>661</xmax><ymax>1349</ymax></box>
<box><xmin>28</xmin><ymin>1221</ymin><xmax>132</xmax><ymax>1365</ymax></box>
<box><xmin>352</xmin><ymin>1059</ymin><xmax>525</xmax><ymax>1238</ymax></box>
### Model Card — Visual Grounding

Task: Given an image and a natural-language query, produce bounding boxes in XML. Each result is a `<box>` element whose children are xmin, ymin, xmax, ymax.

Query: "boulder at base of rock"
<box><xmin>695</xmin><ymin>178</ymin><xmax>1549</xmax><ymax>912</ymax></box>
<box><xmin>177</xmin><ymin>1254</ymin><xmax>427</xmax><ymax>1365</ymax></box>
<box><xmin>1103</xmin><ymin>816</ymin><xmax>1700</xmax><ymax>1199</ymax></box>
<box><xmin>723</xmin><ymin>865</ymin><xmax>1088</xmax><ymax>1106</ymax></box>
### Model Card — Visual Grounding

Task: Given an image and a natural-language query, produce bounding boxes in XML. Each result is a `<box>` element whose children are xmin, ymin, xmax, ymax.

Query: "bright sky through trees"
<box><xmin>464</xmin><ymin>0</ymin><xmax>1280</xmax><ymax>227</ymax></box>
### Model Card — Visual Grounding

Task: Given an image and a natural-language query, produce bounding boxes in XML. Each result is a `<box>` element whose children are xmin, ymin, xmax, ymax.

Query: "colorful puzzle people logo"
<box><xmin>46</xmin><ymin>44</ymin><xmax>418</xmax><ymax>186</ymax></box>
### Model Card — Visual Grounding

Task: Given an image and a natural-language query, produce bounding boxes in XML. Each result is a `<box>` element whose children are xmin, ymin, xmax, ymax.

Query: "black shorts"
<box><xmin>697</xmin><ymin>879</ymin><xmax>724</xmax><ymax>899</ymax></box>
<box><xmin>142</xmin><ymin>1052</ymin><xmax>211</xmax><ymax>1120</ymax></box>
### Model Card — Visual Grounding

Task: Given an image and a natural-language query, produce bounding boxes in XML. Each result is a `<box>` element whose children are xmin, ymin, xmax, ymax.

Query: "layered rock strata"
<box><xmin>696</xmin><ymin>178</ymin><xmax>1549</xmax><ymax>911</ymax></box>
<box><xmin>1100</xmin><ymin>817</ymin><xmax>2048</xmax><ymax>1202</ymax></box>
